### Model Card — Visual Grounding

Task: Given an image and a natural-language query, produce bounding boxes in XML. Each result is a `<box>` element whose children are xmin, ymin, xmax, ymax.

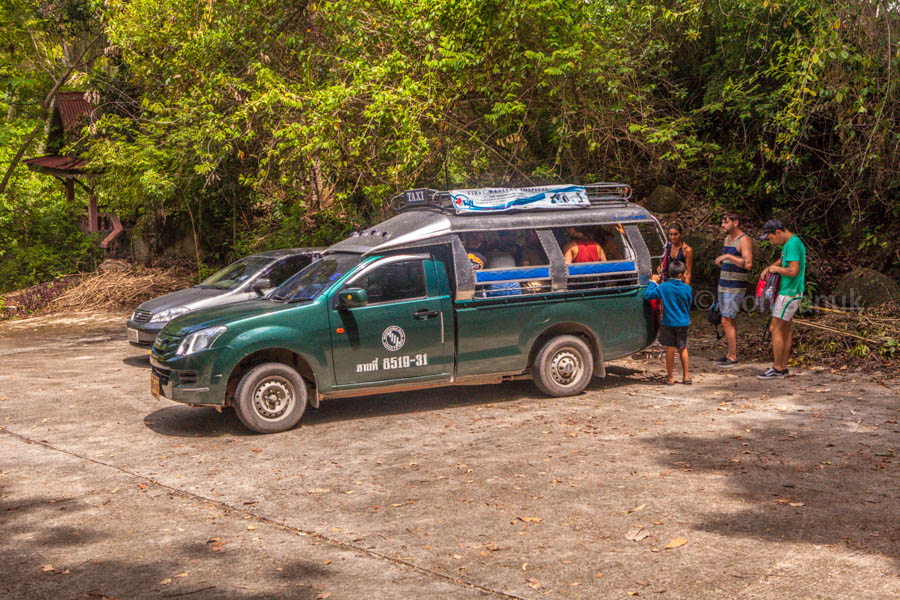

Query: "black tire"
<box><xmin>532</xmin><ymin>335</ymin><xmax>594</xmax><ymax>397</ymax></box>
<box><xmin>233</xmin><ymin>362</ymin><xmax>307</xmax><ymax>433</ymax></box>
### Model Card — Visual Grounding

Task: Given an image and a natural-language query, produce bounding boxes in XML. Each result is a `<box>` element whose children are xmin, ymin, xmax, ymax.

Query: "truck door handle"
<box><xmin>413</xmin><ymin>309</ymin><xmax>439</xmax><ymax>320</ymax></box>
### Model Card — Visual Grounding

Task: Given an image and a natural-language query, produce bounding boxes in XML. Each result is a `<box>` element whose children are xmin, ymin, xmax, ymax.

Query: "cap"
<box><xmin>760</xmin><ymin>219</ymin><xmax>784</xmax><ymax>240</ymax></box>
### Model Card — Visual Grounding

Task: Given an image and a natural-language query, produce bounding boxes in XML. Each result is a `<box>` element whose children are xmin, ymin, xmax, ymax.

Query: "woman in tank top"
<box><xmin>660</xmin><ymin>223</ymin><xmax>693</xmax><ymax>284</ymax></box>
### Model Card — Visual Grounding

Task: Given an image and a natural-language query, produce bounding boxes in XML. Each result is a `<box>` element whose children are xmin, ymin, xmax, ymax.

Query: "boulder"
<box><xmin>832</xmin><ymin>268</ymin><xmax>900</xmax><ymax>307</ymax></box>
<box><xmin>167</xmin><ymin>233</ymin><xmax>199</xmax><ymax>260</ymax></box>
<box><xmin>131</xmin><ymin>231</ymin><xmax>151</xmax><ymax>265</ymax></box>
<box><xmin>644</xmin><ymin>185</ymin><xmax>685</xmax><ymax>214</ymax></box>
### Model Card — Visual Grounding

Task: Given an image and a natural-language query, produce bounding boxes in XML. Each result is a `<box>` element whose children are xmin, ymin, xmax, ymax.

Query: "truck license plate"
<box><xmin>150</xmin><ymin>372</ymin><xmax>160</xmax><ymax>399</ymax></box>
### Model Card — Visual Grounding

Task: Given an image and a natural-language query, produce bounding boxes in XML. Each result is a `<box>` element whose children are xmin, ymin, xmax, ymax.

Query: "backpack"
<box><xmin>756</xmin><ymin>272</ymin><xmax>781</xmax><ymax>315</ymax></box>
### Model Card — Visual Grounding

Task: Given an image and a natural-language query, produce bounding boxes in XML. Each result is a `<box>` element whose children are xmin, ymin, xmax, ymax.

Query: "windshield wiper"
<box><xmin>269</xmin><ymin>295</ymin><xmax>287</xmax><ymax>303</ymax></box>
<box><xmin>287</xmin><ymin>296</ymin><xmax>313</xmax><ymax>303</ymax></box>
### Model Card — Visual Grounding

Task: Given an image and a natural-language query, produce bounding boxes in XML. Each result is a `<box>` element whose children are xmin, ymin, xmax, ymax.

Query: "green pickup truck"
<box><xmin>150</xmin><ymin>183</ymin><xmax>666</xmax><ymax>433</ymax></box>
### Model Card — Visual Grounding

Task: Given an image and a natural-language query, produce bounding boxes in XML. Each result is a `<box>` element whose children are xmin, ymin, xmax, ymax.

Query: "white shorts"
<box><xmin>772</xmin><ymin>295</ymin><xmax>802</xmax><ymax>321</ymax></box>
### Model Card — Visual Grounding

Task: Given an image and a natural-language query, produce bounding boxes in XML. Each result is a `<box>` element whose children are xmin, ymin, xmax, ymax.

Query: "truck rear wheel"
<box><xmin>234</xmin><ymin>362</ymin><xmax>307</xmax><ymax>433</ymax></box>
<box><xmin>532</xmin><ymin>335</ymin><xmax>593</xmax><ymax>397</ymax></box>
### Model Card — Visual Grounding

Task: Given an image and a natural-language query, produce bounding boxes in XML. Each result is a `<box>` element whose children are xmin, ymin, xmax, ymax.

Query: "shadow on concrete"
<box><xmin>143</xmin><ymin>367</ymin><xmax>655</xmax><ymax>438</ymax></box>
<box><xmin>643</xmin><ymin>410</ymin><xmax>900</xmax><ymax>565</ymax></box>
<box><xmin>123</xmin><ymin>354</ymin><xmax>152</xmax><ymax>368</ymax></box>
<box><xmin>0</xmin><ymin>483</ymin><xmax>332</xmax><ymax>599</ymax></box>
<box><xmin>590</xmin><ymin>364</ymin><xmax>669</xmax><ymax>389</ymax></box>
<box><xmin>143</xmin><ymin>406</ymin><xmax>252</xmax><ymax>438</ymax></box>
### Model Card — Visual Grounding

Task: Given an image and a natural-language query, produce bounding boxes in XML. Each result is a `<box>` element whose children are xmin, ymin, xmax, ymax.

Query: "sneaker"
<box><xmin>717</xmin><ymin>358</ymin><xmax>739</xmax><ymax>368</ymax></box>
<box><xmin>757</xmin><ymin>367</ymin><xmax>786</xmax><ymax>380</ymax></box>
<box><xmin>779</xmin><ymin>368</ymin><xmax>790</xmax><ymax>377</ymax></box>
<box><xmin>712</xmin><ymin>356</ymin><xmax>728</xmax><ymax>364</ymax></box>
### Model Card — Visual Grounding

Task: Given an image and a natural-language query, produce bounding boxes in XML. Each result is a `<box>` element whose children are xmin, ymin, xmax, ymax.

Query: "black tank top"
<box><xmin>661</xmin><ymin>243</ymin><xmax>686</xmax><ymax>279</ymax></box>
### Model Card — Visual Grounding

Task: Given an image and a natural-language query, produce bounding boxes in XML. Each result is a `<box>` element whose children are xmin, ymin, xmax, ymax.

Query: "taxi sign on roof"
<box><xmin>449</xmin><ymin>185</ymin><xmax>588</xmax><ymax>214</ymax></box>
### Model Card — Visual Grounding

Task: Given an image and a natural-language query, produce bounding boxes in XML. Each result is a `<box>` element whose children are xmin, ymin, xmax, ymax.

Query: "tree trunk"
<box><xmin>37</xmin><ymin>95</ymin><xmax>57</xmax><ymax>155</ymax></box>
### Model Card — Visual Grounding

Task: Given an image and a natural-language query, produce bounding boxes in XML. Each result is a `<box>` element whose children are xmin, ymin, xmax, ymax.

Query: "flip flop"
<box><xmin>666</xmin><ymin>379</ymin><xmax>676</xmax><ymax>386</ymax></box>
<box><xmin>681</xmin><ymin>379</ymin><xmax>693</xmax><ymax>385</ymax></box>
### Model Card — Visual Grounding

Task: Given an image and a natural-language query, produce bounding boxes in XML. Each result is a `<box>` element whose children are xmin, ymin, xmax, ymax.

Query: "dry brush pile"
<box><xmin>50</xmin><ymin>267</ymin><xmax>193</xmax><ymax>312</ymax></box>
<box><xmin>1</xmin><ymin>267</ymin><xmax>193</xmax><ymax>320</ymax></box>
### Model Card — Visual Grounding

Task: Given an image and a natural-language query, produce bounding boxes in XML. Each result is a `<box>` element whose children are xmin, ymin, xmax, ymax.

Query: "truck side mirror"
<box><xmin>338</xmin><ymin>288</ymin><xmax>368</xmax><ymax>309</ymax></box>
<box><xmin>251</xmin><ymin>278</ymin><xmax>272</xmax><ymax>296</ymax></box>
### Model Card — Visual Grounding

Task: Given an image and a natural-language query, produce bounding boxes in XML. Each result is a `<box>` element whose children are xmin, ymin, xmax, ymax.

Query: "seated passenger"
<box><xmin>485</xmin><ymin>252</ymin><xmax>522</xmax><ymax>297</ymax></box>
<box><xmin>462</xmin><ymin>232</ymin><xmax>487</xmax><ymax>271</ymax></box>
<box><xmin>564</xmin><ymin>228</ymin><xmax>606</xmax><ymax>264</ymax></box>
<box><xmin>520</xmin><ymin>232</ymin><xmax>545</xmax><ymax>267</ymax></box>
<box><xmin>595</xmin><ymin>226</ymin><xmax>624</xmax><ymax>261</ymax></box>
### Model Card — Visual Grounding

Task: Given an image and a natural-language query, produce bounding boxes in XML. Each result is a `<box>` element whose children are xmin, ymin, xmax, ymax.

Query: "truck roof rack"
<box><xmin>583</xmin><ymin>183</ymin><xmax>632</xmax><ymax>204</ymax></box>
<box><xmin>391</xmin><ymin>183</ymin><xmax>632</xmax><ymax>214</ymax></box>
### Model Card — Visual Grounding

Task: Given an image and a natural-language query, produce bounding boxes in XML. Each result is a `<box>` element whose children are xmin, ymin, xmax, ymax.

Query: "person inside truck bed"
<box><xmin>563</xmin><ymin>227</ymin><xmax>606</xmax><ymax>264</ymax></box>
<box><xmin>595</xmin><ymin>225</ymin><xmax>625</xmax><ymax>261</ymax></box>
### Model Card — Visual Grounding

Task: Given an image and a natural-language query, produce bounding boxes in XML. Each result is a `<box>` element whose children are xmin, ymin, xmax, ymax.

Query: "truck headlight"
<box><xmin>176</xmin><ymin>326</ymin><xmax>226</xmax><ymax>356</ymax></box>
<box><xmin>150</xmin><ymin>307</ymin><xmax>190</xmax><ymax>323</ymax></box>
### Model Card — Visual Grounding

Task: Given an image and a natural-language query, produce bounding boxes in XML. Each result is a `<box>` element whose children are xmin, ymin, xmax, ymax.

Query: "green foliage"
<box><xmin>2</xmin><ymin>0</ymin><xmax>899</xmax><ymax>289</ymax></box>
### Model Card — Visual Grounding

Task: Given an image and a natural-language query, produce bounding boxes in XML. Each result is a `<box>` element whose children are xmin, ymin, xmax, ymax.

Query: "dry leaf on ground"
<box><xmin>664</xmin><ymin>538</ymin><xmax>688</xmax><ymax>549</ymax></box>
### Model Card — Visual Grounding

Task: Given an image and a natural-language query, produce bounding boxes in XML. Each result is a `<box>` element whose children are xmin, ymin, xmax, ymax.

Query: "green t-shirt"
<box><xmin>779</xmin><ymin>234</ymin><xmax>806</xmax><ymax>297</ymax></box>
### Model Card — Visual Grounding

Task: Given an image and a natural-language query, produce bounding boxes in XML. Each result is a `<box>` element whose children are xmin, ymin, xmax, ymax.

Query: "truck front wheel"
<box><xmin>532</xmin><ymin>335</ymin><xmax>594</xmax><ymax>397</ymax></box>
<box><xmin>234</xmin><ymin>362</ymin><xmax>307</xmax><ymax>433</ymax></box>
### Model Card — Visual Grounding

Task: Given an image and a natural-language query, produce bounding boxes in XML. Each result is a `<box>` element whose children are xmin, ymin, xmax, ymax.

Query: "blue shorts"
<box><xmin>718</xmin><ymin>291</ymin><xmax>744</xmax><ymax>319</ymax></box>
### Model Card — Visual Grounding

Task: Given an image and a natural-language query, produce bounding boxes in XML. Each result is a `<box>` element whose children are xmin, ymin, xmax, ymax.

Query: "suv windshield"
<box><xmin>198</xmin><ymin>256</ymin><xmax>272</xmax><ymax>290</ymax></box>
<box><xmin>271</xmin><ymin>253</ymin><xmax>363</xmax><ymax>302</ymax></box>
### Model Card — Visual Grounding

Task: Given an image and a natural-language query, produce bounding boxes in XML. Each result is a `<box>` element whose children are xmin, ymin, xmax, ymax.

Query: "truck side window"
<box><xmin>469</xmin><ymin>229</ymin><xmax>551</xmax><ymax>297</ymax></box>
<box><xmin>552</xmin><ymin>225</ymin><xmax>639</xmax><ymax>291</ymax></box>
<box><xmin>351</xmin><ymin>260</ymin><xmax>427</xmax><ymax>304</ymax></box>
<box><xmin>636</xmin><ymin>222</ymin><xmax>666</xmax><ymax>276</ymax></box>
<box><xmin>595</xmin><ymin>224</ymin><xmax>633</xmax><ymax>261</ymax></box>
<box><xmin>264</xmin><ymin>255</ymin><xmax>313</xmax><ymax>287</ymax></box>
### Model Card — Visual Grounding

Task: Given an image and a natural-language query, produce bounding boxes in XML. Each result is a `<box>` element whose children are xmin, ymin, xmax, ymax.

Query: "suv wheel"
<box><xmin>234</xmin><ymin>362</ymin><xmax>307</xmax><ymax>433</ymax></box>
<box><xmin>532</xmin><ymin>335</ymin><xmax>594</xmax><ymax>397</ymax></box>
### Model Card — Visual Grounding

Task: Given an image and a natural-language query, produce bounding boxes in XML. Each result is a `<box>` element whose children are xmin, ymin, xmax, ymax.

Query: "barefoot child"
<box><xmin>644</xmin><ymin>260</ymin><xmax>693</xmax><ymax>385</ymax></box>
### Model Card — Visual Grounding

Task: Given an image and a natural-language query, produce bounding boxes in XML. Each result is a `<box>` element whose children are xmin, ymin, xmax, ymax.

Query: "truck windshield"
<box><xmin>271</xmin><ymin>253</ymin><xmax>363</xmax><ymax>302</ymax></box>
<box><xmin>197</xmin><ymin>256</ymin><xmax>272</xmax><ymax>290</ymax></box>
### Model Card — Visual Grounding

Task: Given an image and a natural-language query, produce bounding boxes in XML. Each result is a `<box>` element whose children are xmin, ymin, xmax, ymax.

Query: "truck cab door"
<box><xmin>328</xmin><ymin>254</ymin><xmax>450</xmax><ymax>387</ymax></box>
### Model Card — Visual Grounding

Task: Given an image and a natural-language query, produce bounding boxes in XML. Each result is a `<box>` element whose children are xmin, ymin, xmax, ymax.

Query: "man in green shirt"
<box><xmin>758</xmin><ymin>219</ymin><xmax>806</xmax><ymax>379</ymax></box>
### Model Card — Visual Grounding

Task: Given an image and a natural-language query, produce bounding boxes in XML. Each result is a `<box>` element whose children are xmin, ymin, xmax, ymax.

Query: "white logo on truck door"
<box><xmin>381</xmin><ymin>326</ymin><xmax>406</xmax><ymax>351</ymax></box>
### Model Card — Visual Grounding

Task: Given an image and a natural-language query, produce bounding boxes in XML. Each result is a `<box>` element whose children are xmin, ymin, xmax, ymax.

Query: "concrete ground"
<box><xmin>1</xmin><ymin>312</ymin><xmax>898</xmax><ymax>599</ymax></box>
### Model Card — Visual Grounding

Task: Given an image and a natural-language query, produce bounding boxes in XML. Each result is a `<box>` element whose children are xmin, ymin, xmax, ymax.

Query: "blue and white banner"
<box><xmin>449</xmin><ymin>185</ymin><xmax>588</xmax><ymax>214</ymax></box>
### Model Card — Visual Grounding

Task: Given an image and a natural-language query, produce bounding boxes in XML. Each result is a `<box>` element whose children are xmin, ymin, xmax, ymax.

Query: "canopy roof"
<box><xmin>327</xmin><ymin>200</ymin><xmax>658</xmax><ymax>256</ymax></box>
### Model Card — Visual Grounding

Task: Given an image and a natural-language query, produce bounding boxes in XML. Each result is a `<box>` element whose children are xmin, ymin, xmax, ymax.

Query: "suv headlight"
<box><xmin>150</xmin><ymin>307</ymin><xmax>190</xmax><ymax>323</ymax></box>
<box><xmin>176</xmin><ymin>326</ymin><xmax>226</xmax><ymax>356</ymax></box>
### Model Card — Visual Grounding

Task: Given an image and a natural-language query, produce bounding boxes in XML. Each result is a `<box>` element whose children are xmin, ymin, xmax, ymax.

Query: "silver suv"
<box><xmin>126</xmin><ymin>248</ymin><xmax>321</xmax><ymax>346</ymax></box>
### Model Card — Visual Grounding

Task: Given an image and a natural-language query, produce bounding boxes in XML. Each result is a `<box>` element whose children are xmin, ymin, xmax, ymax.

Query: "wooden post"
<box><xmin>87</xmin><ymin>187</ymin><xmax>98</xmax><ymax>233</ymax></box>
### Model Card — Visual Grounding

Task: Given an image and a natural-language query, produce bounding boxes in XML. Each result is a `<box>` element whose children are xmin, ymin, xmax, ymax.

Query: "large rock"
<box><xmin>832</xmin><ymin>268</ymin><xmax>900</xmax><ymax>307</ymax></box>
<box><xmin>644</xmin><ymin>185</ymin><xmax>685</xmax><ymax>214</ymax></box>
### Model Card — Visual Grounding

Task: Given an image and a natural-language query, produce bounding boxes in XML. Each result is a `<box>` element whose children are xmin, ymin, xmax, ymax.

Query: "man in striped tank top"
<box><xmin>713</xmin><ymin>211</ymin><xmax>753</xmax><ymax>368</ymax></box>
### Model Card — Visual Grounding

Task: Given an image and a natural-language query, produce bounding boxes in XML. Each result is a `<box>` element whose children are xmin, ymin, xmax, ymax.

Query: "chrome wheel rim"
<box><xmin>549</xmin><ymin>348</ymin><xmax>583</xmax><ymax>387</ymax></box>
<box><xmin>252</xmin><ymin>376</ymin><xmax>295</xmax><ymax>421</ymax></box>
